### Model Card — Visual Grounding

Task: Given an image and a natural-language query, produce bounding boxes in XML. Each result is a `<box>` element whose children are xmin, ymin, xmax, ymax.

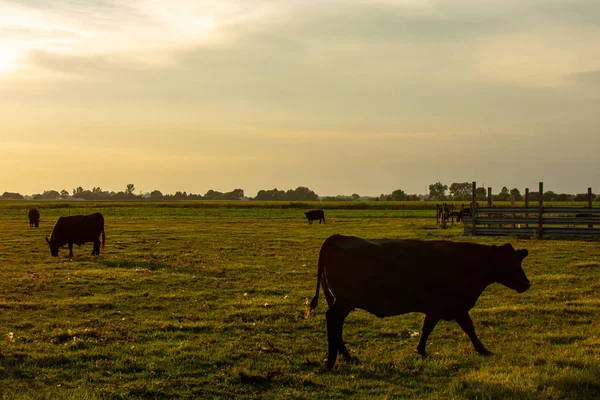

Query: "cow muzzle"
<box><xmin>515</xmin><ymin>281</ymin><xmax>530</xmax><ymax>293</ymax></box>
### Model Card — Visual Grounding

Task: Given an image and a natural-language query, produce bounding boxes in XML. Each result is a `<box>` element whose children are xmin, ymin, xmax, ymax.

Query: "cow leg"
<box><xmin>325</xmin><ymin>304</ymin><xmax>353</xmax><ymax>369</ymax></box>
<box><xmin>416</xmin><ymin>314</ymin><xmax>441</xmax><ymax>357</ymax></box>
<box><xmin>336</xmin><ymin>308</ymin><xmax>353</xmax><ymax>361</ymax></box>
<box><xmin>92</xmin><ymin>239</ymin><xmax>100</xmax><ymax>256</ymax></box>
<box><xmin>455</xmin><ymin>312</ymin><xmax>492</xmax><ymax>356</ymax></box>
<box><xmin>68</xmin><ymin>243</ymin><xmax>74</xmax><ymax>257</ymax></box>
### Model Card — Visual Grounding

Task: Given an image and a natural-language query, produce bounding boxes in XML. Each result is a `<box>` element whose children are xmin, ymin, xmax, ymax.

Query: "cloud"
<box><xmin>0</xmin><ymin>0</ymin><xmax>275</xmax><ymax>76</ymax></box>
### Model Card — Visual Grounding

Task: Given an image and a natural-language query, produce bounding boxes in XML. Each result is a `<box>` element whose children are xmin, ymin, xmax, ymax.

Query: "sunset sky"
<box><xmin>1</xmin><ymin>0</ymin><xmax>599</xmax><ymax>197</ymax></box>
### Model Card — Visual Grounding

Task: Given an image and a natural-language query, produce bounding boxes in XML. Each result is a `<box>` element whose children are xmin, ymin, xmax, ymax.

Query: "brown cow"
<box><xmin>46</xmin><ymin>213</ymin><xmax>105</xmax><ymax>257</ymax></box>
<box><xmin>28</xmin><ymin>208</ymin><xmax>40</xmax><ymax>227</ymax></box>
<box><xmin>305</xmin><ymin>209</ymin><xmax>326</xmax><ymax>224</ymax></box>
<box><xmin>308</xmin><ymin>234</ymin><xmax>530</xmax><ymax>369</ymax></box>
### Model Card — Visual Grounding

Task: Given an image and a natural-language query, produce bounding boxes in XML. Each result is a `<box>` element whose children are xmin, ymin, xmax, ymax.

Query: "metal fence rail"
<box><xmin>464</xmin><ymin>182</ymin><xmax>600</xmax><ymax>238</ymax></box>
<box><xmin>464</xmin><ymin>208</ymin><xmax>600</xmax><ymax>237</ymax></box>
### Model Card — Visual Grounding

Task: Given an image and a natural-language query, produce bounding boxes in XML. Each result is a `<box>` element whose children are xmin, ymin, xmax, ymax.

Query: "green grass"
<box><xmin>1</xmin><ymin>202</ymin><xmax>600</xmax><ymax>399</ymax></box>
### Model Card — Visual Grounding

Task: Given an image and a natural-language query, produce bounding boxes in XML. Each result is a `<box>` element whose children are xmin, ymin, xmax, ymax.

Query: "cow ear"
<box><xmin>517</xmin><ymin>249</ymin><xmax>529</xmax><ymax>259</ymax></box>
<box><xmin>501</xmin><ymin>243</ymin><xmax>515</xmax><ymax>250</ymax></box>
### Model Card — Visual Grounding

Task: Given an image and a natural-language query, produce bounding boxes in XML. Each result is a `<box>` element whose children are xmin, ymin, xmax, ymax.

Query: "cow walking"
<box><xmin>46</xmin><ymin>213</ymin><xmax>105</xmax><ymax>257</ymax></box>
<box><xmin>308</xmin><ymin>234</ymin><xmax>530</xmax><ymax>369</ymax></box>
<box><xmin>305</xmin><ymin>209</ymin><xmax>326</xmax><ymax>224</ymax></box>
<box><xmin>28</xmin><ymin>208</ymin><xmax>40</xmax><ymax>227</ymax></box>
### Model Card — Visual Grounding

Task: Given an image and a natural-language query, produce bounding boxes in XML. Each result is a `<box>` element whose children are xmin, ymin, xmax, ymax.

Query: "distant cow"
<box><xmin>456</xmin><ymin>207</ymin><xmax>472</xmax><ymax>223</ymax></box>
<box><xmin>308</xmin><ymin>234</ymin><xmax>530</xmax><ymax>369</ymax></box>
<box><xmin>305</xmin><ymin>209</ymin><xmax>326</xmax><ymax>224</ymax></box>
<box><xmin>46</xmin><ymin>213</ymin><xmax>105</xmax><ymax>257</ymax></box>
<box><xmin>28</xmin><ymin>208</ymin><xmax>40</xmax><ymax>227</ymax></box>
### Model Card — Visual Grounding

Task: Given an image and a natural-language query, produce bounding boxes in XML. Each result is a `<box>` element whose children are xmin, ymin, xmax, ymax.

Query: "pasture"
<box><xmin>1</xmin><ymin>202</ymin><xmax>599</xmax><ymax>399</ymax></box>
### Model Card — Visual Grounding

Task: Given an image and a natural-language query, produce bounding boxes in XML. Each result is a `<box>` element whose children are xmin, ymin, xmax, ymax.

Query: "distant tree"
<box><xmin>92</xmin><ymin>187</ymin><xmax>103</xmax><ymax>194</ymax></box>
<box><xmin>60</xmin><ymin>189</ymin><xmax>69</xmax><ymax>199</ymax></box>
<box><xmin>73</xmin><ymin>187</ymin><xmax>84</xmax><ymax>196</ymax></box>
<box><xmin>495</xmin><ymin>186</ymin><xmax>510</xmax><ymax>201</ymax></box>
<box><xmin>203</xmin><ymin>190</ymin><xmax>223</xmax><ymax>200</ymax></box>
<box><xmin>428</xmin><ymin>182</ymin><xmax>448</xmax><ymax>200</ymax></box>
<box><xmin>150</xmin><ymin>190</ymin><xmax>163</xmax><ymax>200</ymax></box>
<box><xmin>219</xmin><ymin>189</ymin><xmax>244</xmax><ymax>200</ymax></box>
<box><xmin>510</xmin><ymin>188</ymin><xmax>522</xmax><ymax>201</ymax></box>
<box><xmin>542</xmin><ymin>191</ymin><xmax>557</xmax><ymax>201</ymax></box>
<box><xmin>44</xmin><ymin>190</ymin><xmax>61</xmax><ymax>199</ymax></box>
<box><xmin>449</xmin><ymin>182</ymin><xmax>471</xmax><ymax>199</ymax></box>
<box><xmin>173</xmin><ymin>191</ymin><xmax>187</xmax><ymax>200</ymax></box>
<box><xmin>390</xmin><ymin>189</ymin><xmax>407</xmax><ymax>201</ymax></box>
<box><xmin>33</xmin><ymin>190</ymin><xmax>61</xmax><ymax>200</ymax></box>
<box><xmin>254</xmin><ymin>188</ymin><xmax>286</xmax><ymax>201</ymax></box>
<box><xmin>574</xmin><ymin>192</ymin><xmax>595</xmax><ymax>201</ymax></box>
<box><xmin>1</xmin><ymin>192</ymin><xmax>24</xmax><ymax>200</ymax></box>
<box><xmin>528</xmin><ymin>192</ymin><xmax>539</xmax><ymax>202</ymax></box>
<box><xmin>126</xmin><ymin>184</ymin><xmax>135</xmax><ymax>195</ymax></box>
<box><xmin>555</xmin><ymin>193</ymin><xmax>572</xmax><ymax>201</ymax></box>
<box><xmin>475</xmin><ymin>187</ymin><xmax>487</xmax><ymax>201</ymax></box>
<box><xmin>284</xmin><ymin>187</ymin><xmax>318</xmax><ymax>201</ymax></box>
<box><xmin>352</xmin><ymin>193</ymin><xmax>360</xmax><ymax>200</ymax></box>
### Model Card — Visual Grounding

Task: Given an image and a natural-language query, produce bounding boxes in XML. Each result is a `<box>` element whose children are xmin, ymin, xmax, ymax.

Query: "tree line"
<box><xmin>427</xmin><ymin>182</ymin><xmax>596</xmax><ymax>202</ymax></box>
<box><xmin>1</xmin><ymin>181</ymin><xmax>597</xmax><ymax>202</ymax></box>
<box><xmin>1</xmin><ymin>185</ymin><xmax>317</xmax><ymax>201</ymax></box>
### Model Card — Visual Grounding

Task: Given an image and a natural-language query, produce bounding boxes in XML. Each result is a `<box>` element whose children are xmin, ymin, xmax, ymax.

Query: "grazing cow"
<box><xmin>28</xmin><ymin>208</ymin><xmax>40</xmax><ymax>228</ymax></box>
<box><xmin>46</xmin><ymin>213</ymin><xmax>105</xmax><ymax>257</ymax></box>
<box><xmin>457</xmin><ymin>207</ymin><xmax>472</xmax><ymax>223</ymax></box>
<box><xmin>446</xmin><ymin>211</ymin><xmax>461</xmax><ymax>225</ymax></box>
<box><xmin>305</xmin><ymin>209</ymin><xmax>326</xmax><ymax>224</ymax></box>
<box><xmin>308</xmin><ymin>234</ymin><xmax>530</xmax><ymax>369</ymax></box>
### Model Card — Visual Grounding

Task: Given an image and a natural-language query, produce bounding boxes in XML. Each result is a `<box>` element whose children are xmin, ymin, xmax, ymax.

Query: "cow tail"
<box><xmin>101</xmin><ymin>229</ymin><xmax>106</xmax><ymax>249</ymax></box>
<box><xmin>307</xmin><ymin>236</ymin><xmax>333</xmax><ymax>317</ymax></box>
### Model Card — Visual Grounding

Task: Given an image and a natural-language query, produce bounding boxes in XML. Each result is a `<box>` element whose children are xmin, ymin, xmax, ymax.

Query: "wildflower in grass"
<box><xmin>7</xmin><ymin>332</ymin><xmax>14</xmax><ymax>343</ymax></box>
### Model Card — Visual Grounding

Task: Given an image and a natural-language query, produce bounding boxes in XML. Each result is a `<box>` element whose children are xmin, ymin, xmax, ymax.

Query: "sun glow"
<box><xmin>0</xmin><ymin>0</ymin><xmax>265</xmax><ymax>79</ymax></box>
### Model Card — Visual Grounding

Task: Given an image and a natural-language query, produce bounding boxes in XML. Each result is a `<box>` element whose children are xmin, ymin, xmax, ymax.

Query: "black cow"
<box><xmin>457</xmin><ymin>207</ymin><xmax>472</xmax><ymax>223</ymax></box>
<box><xmin>28</xmin><ymin>208</ymin><xmax>40</xmax><ymax>228</ymax></box>
<box><xmin>46</xmin><ymin>213</ymin><xmax>105</xmax><ymax>257</ymax></box>
<box><xmin>305</xmin><ymin>209</ymin><xmax>326</xmax><ymax>224</ymax></box>
<box><xmin>308</xmin><ymin>234</ymin><xmax>530</xmax><ymax>369</ymax></box>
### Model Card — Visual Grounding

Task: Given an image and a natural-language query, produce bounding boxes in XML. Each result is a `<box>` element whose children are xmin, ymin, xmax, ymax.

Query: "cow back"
<box><xmin>319</xmin><ymin>236</ymin><xmax>519</xmax><ymax>318</ymax></box>
<box><xmin>51</xmin><ymin>213</ymin><xmax>104</xmax><ymax>246</ymax></box>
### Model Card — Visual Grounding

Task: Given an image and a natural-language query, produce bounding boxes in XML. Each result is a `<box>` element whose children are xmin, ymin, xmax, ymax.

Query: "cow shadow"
<box><xmin>98</xmin><ymin>259</ymin><xmax>175</xmax><ymax>271</ymax></box>
<box><xmin>537</xmin><ymin>366</ymin><xmax>600</xmax><ymax>399</ymax></box>
<box><xmin>451</xmin><ymin>381</ymin><xmax>544</xmax><ymax>399</ymax></box>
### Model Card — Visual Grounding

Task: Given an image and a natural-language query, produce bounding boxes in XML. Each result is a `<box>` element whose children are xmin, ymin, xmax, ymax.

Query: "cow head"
<box><xmin>492</xmin><ymin>244</ymin><xmax>530</xmax><ymax>293</ymax></box>
<box><xmin>45</xmin><ymin>237</ymin><xmax>59</xmax><ymax>257</ymax></box>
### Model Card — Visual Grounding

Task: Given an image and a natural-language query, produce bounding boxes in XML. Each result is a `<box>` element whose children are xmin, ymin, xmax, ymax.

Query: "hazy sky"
<box><xmin>1</xmin><ymin>0</ymin><xmax>599</xmax><ymax>197</ymax></box>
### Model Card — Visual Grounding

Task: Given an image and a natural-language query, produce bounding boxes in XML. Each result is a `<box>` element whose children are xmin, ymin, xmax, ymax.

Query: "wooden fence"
<box><xmin>463</xmin><ymin>182</ymin><xmax>600</xmax><ymax>238</ymax></box>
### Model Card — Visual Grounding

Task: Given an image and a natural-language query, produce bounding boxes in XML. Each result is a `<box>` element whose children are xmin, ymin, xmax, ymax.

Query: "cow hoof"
<box><xmin>344</xmin><ymin>356</ymin><xmax>359</xmax><ymax>365</ymax></box>
<box><xmin>477</xmin><ymin>348</ymin><xmax>493</xmax><ymax>356</ymax></box>
<box><xmin>415</xmin><ymin>348</ymin><xmax>427</xmax><ymax>358</ymax></box>
<box><xmin>323</xmin><ymin>358</ymin><xmax>336</xmax><ymax>370</ymax></box>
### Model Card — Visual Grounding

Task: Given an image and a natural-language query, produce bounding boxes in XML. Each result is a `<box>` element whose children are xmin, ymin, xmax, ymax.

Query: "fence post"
<box><xmin>471</xmin><ymin>181</ymin><xmax>477</xmax><ymax>235</ymax></box>
<box><xmin>589</xmin><ymin>187</ymin><xmax>593</xmax><ymax>228</ymax></box>
<box><xmin>538</xmin><ymin>182</ymin><xmax>544</xmax><ymax>238</ymax></box>
<box><xmin>525</xmin><ymin>188</ymin><xmax>529</xmax><ymax>228</ymax></box>
<box><xmin>487</xmin><ymin>187</ymin><xmax>492</xmax><ymax>208</ymax></box>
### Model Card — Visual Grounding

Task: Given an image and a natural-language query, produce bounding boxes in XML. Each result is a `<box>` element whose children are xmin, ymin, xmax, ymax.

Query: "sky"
<box><xmin>1</xmin><ymin>0</ymin><xmax>599</xmax><ymax>197</ymax></box>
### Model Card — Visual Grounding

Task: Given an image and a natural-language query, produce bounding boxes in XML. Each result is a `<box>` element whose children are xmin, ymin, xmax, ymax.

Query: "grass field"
<box><xmin>1</xmin><ymin>202</ymin><xmax>600</xmax><ymax>399</ymax></box>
